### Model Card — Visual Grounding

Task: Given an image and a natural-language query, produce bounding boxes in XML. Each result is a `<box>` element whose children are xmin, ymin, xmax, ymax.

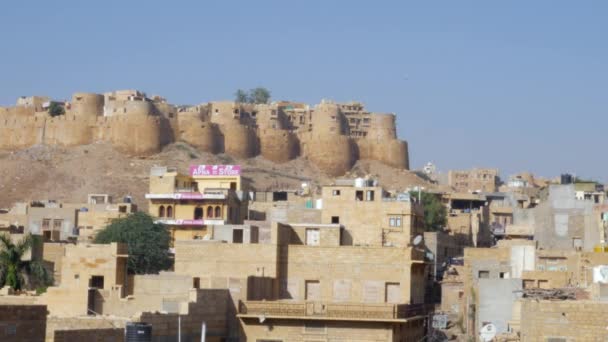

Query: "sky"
<box><xmin>1</xmin><ymin>1</ymin><xmax>606</xmax><ymax>182</ymax></box>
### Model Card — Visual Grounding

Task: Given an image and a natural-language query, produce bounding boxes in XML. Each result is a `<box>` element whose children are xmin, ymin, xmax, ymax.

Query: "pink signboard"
<box><xmin>176</xmin><ymin>193</ymin><xmax>204</xmax><ymax>200</ymax></box>
<box><xmin>189</xmin><ymin>165</ymin><xmax>241</xmax><ymax>177</ymax></box>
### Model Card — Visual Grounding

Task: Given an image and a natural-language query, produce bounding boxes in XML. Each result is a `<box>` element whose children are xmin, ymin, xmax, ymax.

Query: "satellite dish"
<box><xmin>479</xmin><ymin>323</ymin><xmax>497</xmax><ymax>342</ymax></box>
<box><xmin>412</xmin><ymin>235</ymin><xmax>423</xmax><ymax>246</ymax></box>
<box><xmin>258</xmin><ymin>314</ymin><xmax>266</xmax><ymax>323</ymax></box>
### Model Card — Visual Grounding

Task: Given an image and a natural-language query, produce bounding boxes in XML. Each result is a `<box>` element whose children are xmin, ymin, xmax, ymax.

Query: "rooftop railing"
<box><xmin>238</xmin><ymin>301</ymin><xmax>428</xmax><ymax>320</ymax></box>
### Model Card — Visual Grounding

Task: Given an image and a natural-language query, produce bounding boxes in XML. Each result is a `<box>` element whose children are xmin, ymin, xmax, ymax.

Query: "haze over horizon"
<box><xmin>1</xmin><ymin>1</ymin><xmax>606</xmax><ymax>182</ymax></box>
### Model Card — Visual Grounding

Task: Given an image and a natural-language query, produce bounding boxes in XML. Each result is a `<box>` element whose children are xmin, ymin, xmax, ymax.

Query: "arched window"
<box><xmin>215</xmin><ymin>206</ymin><xmax>221</xmax><ymax>219</ymax></box>
<box><xmin>194</xmin><ymin>207</ymin><xmax>203</xmax><ymax>220</ymax></box>
<box><xmin>158</xmin><ymin>206</ymin><xmax>165</xmax><ymax>218</ymax></box>
<box><xmin>166</xmin><ymin>206</ymin><xmax>173</xmax><ymax>218</ymax></box>
<box><xmin>206</xmin><ymin>206</ymin><xmax>214</xmax><ymax>218</ymax></box>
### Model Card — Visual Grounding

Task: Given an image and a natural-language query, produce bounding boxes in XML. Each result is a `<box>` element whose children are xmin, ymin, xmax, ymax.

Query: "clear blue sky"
<box><xmin>1</xmin><ymin>1</ymin><xmax>606</xmax><ymax>182</ymax></box>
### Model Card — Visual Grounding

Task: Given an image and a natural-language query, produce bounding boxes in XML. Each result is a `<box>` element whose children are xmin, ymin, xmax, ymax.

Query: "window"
<box><xmin>388</xmin><ymin>216</ymin><xmax>402</xmax><ymax>227</ymax></box>
<box><xmin>272</xmin><ymin>192</ymin><xmax>288</xmax><ymax>201</ymax></box>
<box><xmin>230</xmin><ymin>182</ymin><xmax>237</xmax><ymax>190</ymax></box>
<box><xmin>233</xmin><ymin>229</ymin><xmax>244</xmax><ymax>243</ymax></box>
<box><xmin>306</xmin><ymin>228</ymin><xmax>320</xmax><ymax>246</ymax></box>
<box><xmin>119</xmin><ymin>205</ymin><xmax>127</xmax><ymax>213</ymax></box>
<box><xmin>215</xmin><ymin>206</ymin><xmax>222</xmax><ymax>218</ymax></box>
<box><xmin>42</xmin><ymin>219</ymin><xmax>51</xmax><ymax>230</ymax></box>
<box><xmin>355</xmin><ymin>191</ymin><xmax>364</xmax><ymax>201</ymax></box>
<box><xmin>305</xmin><ymin>280</ymin><xmax>320</xmax><ymax>301</ymax></box>
<box><xmin>90</xmin><ymin>275</ymin><xmax>104</xmax><ymax>289</ymax></box>
<box><xmin>332</xmin><ymin>190</ymin><xmax>341</xmax><ymax>196</ymax></box>
<box><xmin>206</xmin><ymin>206</ymin><xmax>214</xmax><ymax>218</ymax></box>
<box><xmin>5</xmin><ymin>324</ymin><xmax>16</xmax><ymax>335</ymax></box>
<box><xmin>385</xmin><ymin>282</ymin><xmax>401</xmax><ymax>303</ymax></box>
<box><xmin>303</xmin><ymin>322</ymin><xmax>326</xmax><ymax>334</ymax></box>
<box><xmin>331</xmin><ymin>216</ymin><xmax>340</xmax><ymax>224</ymax></box>
<box><xmin>193</xmin><ymin>277</ymin><xmax>200</xmax><ymax>289</ymax></box>
<box><xmin>53</xmin><ymin>219</ymin><xmax>63</xmax><ymax>231</ymax></box>
<box><xmin>478</xmin><ymin>270</ymin><xmax>490</xmax><ymax>279</ymax></box>
<box><xmin>166</xmin><ymin>206</ymin><xmax>173</xmax><ymax>218</ymax></box>
<box><xmin>366</xmin><ymin>190</ymin><xmax>375</xmax><ymax>201</ymax></box>
<box><xmin>159</xmin><ymin>205</ymin><xmax>165</xmax><ymax>218</ymax></box>
<box><xmin>194</xmin><ymin>207</ymin><xmax>203</xmax><ymax>220</ymax></box>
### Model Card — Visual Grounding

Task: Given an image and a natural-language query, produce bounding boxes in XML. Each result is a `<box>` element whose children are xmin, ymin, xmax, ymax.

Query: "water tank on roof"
<box><xmin>561</xmin><ymin>174</ymin><xmax>573</xmax><ymax>185</ymax></box>
<box><xmin>354</xmin><ymin>178</ymin><xmax>365</xmax><ymax>188</ymax></box>
<box><xmin>125</xmin><ymin>322</ymin><xmax>152</xmax><ymax>342</ymax></box>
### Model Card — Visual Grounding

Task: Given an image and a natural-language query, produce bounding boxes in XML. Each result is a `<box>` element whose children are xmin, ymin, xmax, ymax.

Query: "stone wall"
<box><xmin>520</xmin><ymin>300</ymin><xmax>608</xmax><ymax>341</ymax></box>
<box><xmin>47</xmin><ymin>316</ymin><xmax>126</xmax><ymax>342</ymax></box>
<box><xmin>240</xmin><ymin>318</ymin><xmax>425</xmax><ymax>342</ymax></box>
<box><xmin>0</xmin><ymin>304</ymin><xmax>47</xmax><ymax>342</ymax></box>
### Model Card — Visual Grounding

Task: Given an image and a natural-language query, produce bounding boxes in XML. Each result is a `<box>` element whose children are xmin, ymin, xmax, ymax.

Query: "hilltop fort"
<box><xmin>0</xmin><ymin>90</ymin><xmax>409</xmax><ymax>176</ymax></box>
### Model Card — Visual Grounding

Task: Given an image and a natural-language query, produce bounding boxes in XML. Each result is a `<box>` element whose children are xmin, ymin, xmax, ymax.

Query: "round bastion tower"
<box><xmin>300</xmin><ymin>101</ymin><xmax>355</xmax><ymax>176</ymax></box>
<box><xmin>177</xmin><ymin>111</ymin><xmax>219</xmax><ymax>154</ymax></box>
<box><xmin>209</xmin><ymin>102</ymin><xmax>257</xmax><ymax>158</ymax></box>
<box><xmin>70</xmin><ymin>93</ymin><xmax>104</xmax><ymax>120</ymax></box>
<box><xmin>256</xmin><ymin>104</ymin><xmax>298</xmax><ymax>163</ymax></box>
<box><xmin>357</xmin><ymin>113</ymin><xmax>409</xmax><ymax>169</ymax></box>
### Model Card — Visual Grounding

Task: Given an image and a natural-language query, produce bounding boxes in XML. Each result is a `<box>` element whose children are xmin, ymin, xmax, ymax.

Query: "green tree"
<box><xmin>234</xmin><ymin>89</ymin><xmax>249</xmax><ymax>103</ymax></box>
<box><xmin>410</xmin><ymin>191</ymin><xmax>446</xmax><ymax>232</ymax></box>
<box><xmin>47</xmin><ymin>102</ymin><xmax>65</xmax><ymax>117</ymax></box>
<box><xmin>249</xmin><ymin>87</ymin><xmax>271</xmax><ymax>104</ymax></box>
<box><xmin>94</xmin><ymin>212</ymin><xmax>172</xmax><ymax>274</ymax></box>
<box><xmin>0</xmin><ymin>234</ymin><xmax>52</xmax><ymax>291</ymax></box>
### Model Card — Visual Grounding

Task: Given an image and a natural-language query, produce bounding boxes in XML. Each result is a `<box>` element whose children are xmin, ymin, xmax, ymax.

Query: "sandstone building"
<box><xmin>0</xmin><ymin>91</ymin><xmax>410</xmax><ymax>176</ymax></box>
<box><xmin>448</xmin><ymin>168</ymin><xmax>499</xmax><ymax>193</ymax></box>
<box><xmin>145</xmin><ymin>165</ymin><xmax>248</xmax><ymax>244</ymax></box>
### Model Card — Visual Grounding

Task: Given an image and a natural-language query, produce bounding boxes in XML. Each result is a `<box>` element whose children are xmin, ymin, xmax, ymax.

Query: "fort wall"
<box><xmin>300</xmin><ymin>132</ymin><xmax>355</xmax><ymax>176</ymax></box>
<box><xmin>258</xmin><ymin>128</ymin><xmax>298</xmax><ymax>163</ymax></box>
<box><xmin>177</xmin><ymin>113</ymin><xmax>219</xmax><ymax>153</ymax></box>
<box><xmin>0</xmin><ymin>93</ymin><xmax>411</xmax><ymax>176</ymax></box>
<box><xmin>71</xmin><ymin>93</ymin><xmax>103</xmax><ymax>120</ymax></box>
<box><xmin>220</xmin><ymin>122</ymin><xmax>258</xmax><ymax>158</ymax></box>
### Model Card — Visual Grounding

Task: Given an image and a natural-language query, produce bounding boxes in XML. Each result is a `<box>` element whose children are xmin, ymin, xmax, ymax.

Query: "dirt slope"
<box><xmin>0</xmin><ymin>142</ymin><xmax>433</xmax><ymax>210</ymax></box>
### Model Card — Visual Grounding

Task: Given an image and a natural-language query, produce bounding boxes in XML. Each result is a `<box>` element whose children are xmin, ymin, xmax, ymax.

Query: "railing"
<box><xmin>175</xmin><ymin>187</ymin><xmax>196</xmax><ymax>193</ymax></box>
<box><xmin>239</xmin><ymin>301</ymin><xmax>428</xmax><ymax>320</ymax></box>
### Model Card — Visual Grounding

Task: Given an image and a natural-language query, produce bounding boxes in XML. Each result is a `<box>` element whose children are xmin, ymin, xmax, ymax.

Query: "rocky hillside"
<box><xmin>0</xmin><ymin>142</ymin><xmax>433</xmax><ymax>210</ymax></box>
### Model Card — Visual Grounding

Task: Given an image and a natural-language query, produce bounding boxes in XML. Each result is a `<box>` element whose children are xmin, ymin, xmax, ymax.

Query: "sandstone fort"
<box><xmin>0</xmin><ymin>90</ymin><xmax>409</xmax><ymax>176</ymax></box>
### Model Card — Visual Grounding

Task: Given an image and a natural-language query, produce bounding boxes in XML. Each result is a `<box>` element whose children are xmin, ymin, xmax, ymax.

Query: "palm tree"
<box><xmin>0</xmin><ymin>233</ymin><xmax>51</xmax><ymax>291</ymax></box>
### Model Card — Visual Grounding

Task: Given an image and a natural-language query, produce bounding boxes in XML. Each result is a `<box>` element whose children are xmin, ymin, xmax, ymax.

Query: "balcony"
<box><xmin>238</xmin><ymin>301</ymin><xmax>428</xmax><ymax>322</ymax></box>
<box><xmin>145</xmin><ymin>189</ymin><xmax>228</xmax><ymax>200</ymax></box>
<box><xmin>154</xmin><ymin>219</ymin><xmax>226</xmax><ymax>226</ymax></box>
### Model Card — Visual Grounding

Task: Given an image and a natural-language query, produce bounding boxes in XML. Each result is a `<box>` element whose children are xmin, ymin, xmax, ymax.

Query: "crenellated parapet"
<box><xmin>0</xmin><ymin>91</ymin><xmax>410</xmax><ymax>175</ymax></box>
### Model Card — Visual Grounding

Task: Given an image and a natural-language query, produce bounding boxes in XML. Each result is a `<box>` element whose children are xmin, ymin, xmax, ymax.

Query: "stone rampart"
<box><xmin>0</xmin><ymin>94</ymin><xmax>411</xmax><ymax>176</ymax></box>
